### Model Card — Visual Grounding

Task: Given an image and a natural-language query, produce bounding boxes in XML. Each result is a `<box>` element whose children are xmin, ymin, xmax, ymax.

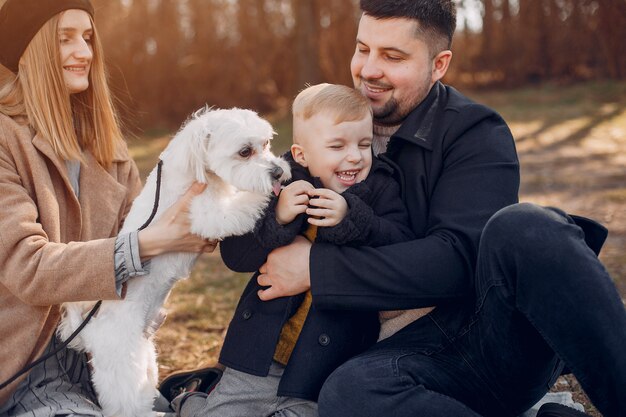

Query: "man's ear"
<box><xmin>291</xmin><ymin>143</ymin><xmax>307</xmax><ymax>167</ymax></box>
<box><xmin>431</xmin><ymin>50</ymin><xmax>452</xmax><ymax>84</ymax></box>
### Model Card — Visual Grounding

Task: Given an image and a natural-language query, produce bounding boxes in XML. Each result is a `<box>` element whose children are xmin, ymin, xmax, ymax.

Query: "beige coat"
<box><xmin>0</xmin><ymin>113</ymin><xmax>142</xmax><ymax>405</ymax></box>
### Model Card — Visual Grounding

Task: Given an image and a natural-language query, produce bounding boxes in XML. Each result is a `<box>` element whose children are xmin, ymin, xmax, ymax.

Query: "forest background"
<box><xmin>88</xmin><ymin>0</ymin><xmax>626</xmax><ymax>130</ymax></box>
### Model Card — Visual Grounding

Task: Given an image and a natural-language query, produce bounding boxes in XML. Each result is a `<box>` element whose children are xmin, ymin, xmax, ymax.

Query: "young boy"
<box><xmin>172</xmin><ymin>84</ymin><xmax>415</xmax><ymax>417</ymax></box>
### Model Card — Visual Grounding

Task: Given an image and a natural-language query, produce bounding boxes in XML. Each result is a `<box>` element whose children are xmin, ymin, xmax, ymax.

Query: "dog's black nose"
<box><xmin>270</xmin><ymin>166</ymin><xmax>284</xmax><ymax>180</ymax></box>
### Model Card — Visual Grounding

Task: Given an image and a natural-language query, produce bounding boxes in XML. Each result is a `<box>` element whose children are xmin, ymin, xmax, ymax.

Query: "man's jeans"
<box><xmin>318</xmin><ymin>203</ymin><xmax>626</xmax><ymax>417</ymax></box>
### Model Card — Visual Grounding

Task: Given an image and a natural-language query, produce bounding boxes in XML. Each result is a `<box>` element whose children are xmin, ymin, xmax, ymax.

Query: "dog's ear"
<box><xmin>291</xmin><ymin>144</ymin><xmax>307</xmax><ymax>168</ymax></box>
<box><xmin>189</xmin><ymin>128</ymin><xmax>211</xmax><ymax>183</ymax></box>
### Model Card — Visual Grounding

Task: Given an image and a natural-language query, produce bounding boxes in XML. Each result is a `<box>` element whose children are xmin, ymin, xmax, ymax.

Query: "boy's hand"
<box><xmin>275</xmin><ymin>180</ymin><xmax>314</xmax><ymax>225</ymax></box>
<box><xmin>306</xmin><ymin>188</ymin><xmax>348</xmax><ymax>227</ymax></box>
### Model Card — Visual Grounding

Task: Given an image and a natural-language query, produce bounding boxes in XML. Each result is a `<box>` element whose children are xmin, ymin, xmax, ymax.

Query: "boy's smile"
<box><xmin>336</xmin><ymin>169</ymin><xmax>362</xmax><ymax>188</ymax></box>
<box><xmin>292</xmin><ymin>111</ymin><xmax>373</xmax><ymax>194</ymax></box>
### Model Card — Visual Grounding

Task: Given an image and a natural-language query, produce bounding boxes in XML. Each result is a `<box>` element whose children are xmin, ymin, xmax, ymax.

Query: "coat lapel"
<box><xmin>32</xmin><ymin>132</ymin><xmax>128</xmax><ymax>241</ymax></box>
<box><xmin>79</xmin><ymin>149</ymin><xmax>127</xmax><ymax>240</ymax></box>
<box><xmin>32</xmin><ymin>132</ymin><xmax>82</xmax><ymax>241</ymax></box>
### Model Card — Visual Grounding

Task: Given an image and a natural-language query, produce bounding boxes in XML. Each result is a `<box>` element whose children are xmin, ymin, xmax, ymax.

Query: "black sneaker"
<box><xmin>158</xmin><ymin>367</ymin><xmax>223</xmax><ymax>402</ymax></box>
<box><xmin>537</xmin><ymin>403</ymin><xmax>592</xmax><ymax>417</ymax></box>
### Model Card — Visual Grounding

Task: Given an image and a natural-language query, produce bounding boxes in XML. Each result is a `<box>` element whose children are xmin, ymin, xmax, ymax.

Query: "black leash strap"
<box><xmin>138</xmin><ymin>159</ymin><xmax>164</xmax><ymax>231</ymax></box>
<box><xmin>0</xmin><ymin>160</ymin><xmax>164</xmax><ymax>391</ymax></box>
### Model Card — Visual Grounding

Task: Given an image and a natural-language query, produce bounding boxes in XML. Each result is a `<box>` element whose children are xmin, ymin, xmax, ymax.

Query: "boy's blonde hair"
<box><xmin>0</xmin><ymin>12</ymin><xmax>122</xmax><ymax>168</ymax></box>
<box><xmin>292</xmin><ymin>83</ymin><xmax>371</xmax><ymax>136</ymax></box>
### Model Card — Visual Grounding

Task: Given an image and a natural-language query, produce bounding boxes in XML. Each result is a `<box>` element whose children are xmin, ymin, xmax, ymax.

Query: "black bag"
<box><xmin>159</xmin><ymin>367</ymin><xmax>223</xmax><ymax>402</ymax></box>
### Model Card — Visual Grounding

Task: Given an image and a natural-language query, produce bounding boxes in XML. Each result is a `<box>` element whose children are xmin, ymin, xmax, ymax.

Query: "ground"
<box><xmin>127</xmin><ymin>80</ymin><xmax>625</xmax><ymax>416</ymax></box>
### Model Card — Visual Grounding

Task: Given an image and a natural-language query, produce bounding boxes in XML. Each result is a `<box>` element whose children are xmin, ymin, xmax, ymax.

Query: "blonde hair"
<box><xmin>292</xmin><ymin>83</ymin><xmax>371</xmax><ymax>126</ymax></box>
<box><xmin>0</xmin><ymin>11</ymin><xmax>122</xmax><ymax>167</ymax></box>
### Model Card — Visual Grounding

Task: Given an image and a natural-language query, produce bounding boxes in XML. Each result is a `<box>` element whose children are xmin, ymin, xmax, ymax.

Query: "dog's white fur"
<box><xmin>57</xmin><ymin>108</ymin><xmax>291</xmax><ymax>417</ymax></box>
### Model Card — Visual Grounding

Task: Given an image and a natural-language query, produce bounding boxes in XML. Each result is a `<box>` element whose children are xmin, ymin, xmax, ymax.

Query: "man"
<box><xmin>256</xmin><ymin>1</ymin><xmax>626</xmax><ymax>416</ymax></box>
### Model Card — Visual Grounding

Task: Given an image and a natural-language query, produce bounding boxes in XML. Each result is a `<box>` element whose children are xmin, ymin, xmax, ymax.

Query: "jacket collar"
<box><xmin>78</xmin><ymin>150</ymin><xmax>127</xmax><ymax>239</ymax></box>
<box><xmin>112</xmin><ymin>140</ymin><xmax>130</xmax><ymax>162</ymax></box>
<box><xmin>386</xmin><ymin>81</ymin><xmax>445</xmax><ymax>151</ymax></box>
<box><xmin>32</xmin><ymin>131</ymin><xmax>80</xmax><ymax>205</ymax></box>
<box><xmin>32</xmin><ymin>132</ymin><xmax>127</xmax><ymax>240</ymax></box>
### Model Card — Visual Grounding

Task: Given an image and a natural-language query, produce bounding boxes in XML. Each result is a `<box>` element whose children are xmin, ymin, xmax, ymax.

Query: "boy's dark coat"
<box><xmin>219</xmin><ymin>153</ymin><xmax>414</xmax><ymax>400</ymax></box>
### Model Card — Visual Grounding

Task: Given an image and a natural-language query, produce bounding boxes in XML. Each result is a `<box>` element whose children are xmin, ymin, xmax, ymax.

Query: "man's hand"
<box><xmin>306</xmin><ymin>188</ymin><xmax>348</xmax><ymax>227</ymax></box>
<box><xmin>275</xmin><ymin>180</ymin><xmax>314</xmax><ymax>225</ymax></box>
<box><xmin>257</xmin><ymin>236</ymin><xmax>312</xmax><ymax>300</ymax></box>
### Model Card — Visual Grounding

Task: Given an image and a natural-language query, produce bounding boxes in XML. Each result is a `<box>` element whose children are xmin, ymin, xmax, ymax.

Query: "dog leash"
<box><xmin>138</xmin><ymin>159</ymin><xmax>164</xmax><ymax>230</ymax></box>
<box><xmin>0</xmin><ymin>160</ymin><xmax>165</xmax><ymax>391</ymax></box>
<box><xmin>0</xmin><ymin>300</ymin><xmax>103</xmax><ymax>391</ymax></box>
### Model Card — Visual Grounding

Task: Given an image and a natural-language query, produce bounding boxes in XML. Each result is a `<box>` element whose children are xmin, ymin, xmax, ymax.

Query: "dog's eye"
<box><xmin>239</xmin><ymin>147</ymin><xmax>253</xmax><ymax>158</ymax></box>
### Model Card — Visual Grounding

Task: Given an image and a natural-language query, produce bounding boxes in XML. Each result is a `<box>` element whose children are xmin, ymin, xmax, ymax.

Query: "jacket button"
<box><xmin>242</xmin><ymin>310</ymin><xmax>252</xmax><ymax>320</ymax></box>
<box><xmin>318</xmin><ymin>334</ymin><xmax>330</xmax><ymax>346</ymax></box>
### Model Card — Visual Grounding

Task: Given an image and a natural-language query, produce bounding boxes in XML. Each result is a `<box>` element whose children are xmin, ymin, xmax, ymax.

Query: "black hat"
<box><xmin>0</xmin><ymin>0</ymin><xmax>94</xmax><ymax>74</ymax></box>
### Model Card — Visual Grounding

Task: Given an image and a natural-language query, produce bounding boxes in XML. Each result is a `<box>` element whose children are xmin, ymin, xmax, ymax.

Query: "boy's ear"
<box><xmin>291</xmin><ymin>144</ymin><xmax>308</xmax><ymax>167</ymax></box>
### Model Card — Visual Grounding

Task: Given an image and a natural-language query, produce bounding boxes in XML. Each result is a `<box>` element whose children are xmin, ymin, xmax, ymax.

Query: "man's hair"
<box><xmin>292</xmin><ymin>83</ymin><xmax>371</xmax><ymax>126</ymax></box>
<box><xmin>360</xmin><ymin>0</ymin><xmax>456</xmax><ymax>54</ymax></box>
<box><xmin>0</xmin><ymin>12</ymin><xmax>123</xmax><ymax>168</ymax></box>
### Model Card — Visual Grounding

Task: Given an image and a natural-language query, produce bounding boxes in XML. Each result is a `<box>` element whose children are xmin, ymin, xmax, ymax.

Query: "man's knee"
<box><xmin>478</xmin><ymin>203</ymin><xmax>604</xmax><ymax>302</ymax></box>
<box><xmin>481</xmin><ymin>203</ymin><xmax>576</xmax><ymax>255</ymax></box>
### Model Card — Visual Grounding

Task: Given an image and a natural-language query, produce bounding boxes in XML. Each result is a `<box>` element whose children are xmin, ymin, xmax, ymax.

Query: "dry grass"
<box><xmin>127</xmin><ymin>80</ymin><xmax>626</xmax><ymax>416</ymax></box>
<box><xmin>471</xmin><ymin>81</ymin><xmax>626</xmax><ymax>301</ymax></box>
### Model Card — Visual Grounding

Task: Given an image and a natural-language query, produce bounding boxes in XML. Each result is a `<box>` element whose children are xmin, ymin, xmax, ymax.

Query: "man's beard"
<box><xmin>372</xmin><ymin>97</ymin><xmax>402</xmax><ymax>126</ymax></box>
<box><xmin>369</xmin><ymin>77</ymin><xmax>433</xmax><ymax>126</ymax></box>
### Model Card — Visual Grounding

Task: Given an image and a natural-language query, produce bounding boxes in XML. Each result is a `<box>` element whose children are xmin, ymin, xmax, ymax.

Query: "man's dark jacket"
<box><xmin>310</xmin><ymin>82</ymin><xmax>521</xmax><ymax>336</ymax></box>
<box><xmin>219</xmin><ymin>153</ymin><xmax>414</xmax><ymax>400</ymax></box>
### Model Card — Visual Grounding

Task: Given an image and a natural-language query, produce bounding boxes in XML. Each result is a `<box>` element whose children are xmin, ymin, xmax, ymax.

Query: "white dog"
<box><xmin>57</xmin><ymin>107</ymin><xmax>291</xmax><ymax>417</ymax></box>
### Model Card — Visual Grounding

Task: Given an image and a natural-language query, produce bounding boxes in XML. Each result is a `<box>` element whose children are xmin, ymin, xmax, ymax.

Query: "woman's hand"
<box><xmin>137</xmin><ymin>182</ymin><xmax>217</xmax><ymax>259</ymax></box>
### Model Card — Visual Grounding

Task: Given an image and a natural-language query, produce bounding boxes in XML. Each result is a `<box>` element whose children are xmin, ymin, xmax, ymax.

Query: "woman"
<box><xmin>0</xmin><ymin>1</ymin><xmax>215</xmax><ymax>415</ymax></box>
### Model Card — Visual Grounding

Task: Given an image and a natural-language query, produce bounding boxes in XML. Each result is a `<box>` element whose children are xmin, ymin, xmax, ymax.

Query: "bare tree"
<box><xmin>293</xmin><ymin>0</ymin><xmax>322</xmax><ymax>88</ymax></box>
<box><xmin>85</xmin><ymin>0</ymin><xmax>626</xmax><ymax>130</ymax></box>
